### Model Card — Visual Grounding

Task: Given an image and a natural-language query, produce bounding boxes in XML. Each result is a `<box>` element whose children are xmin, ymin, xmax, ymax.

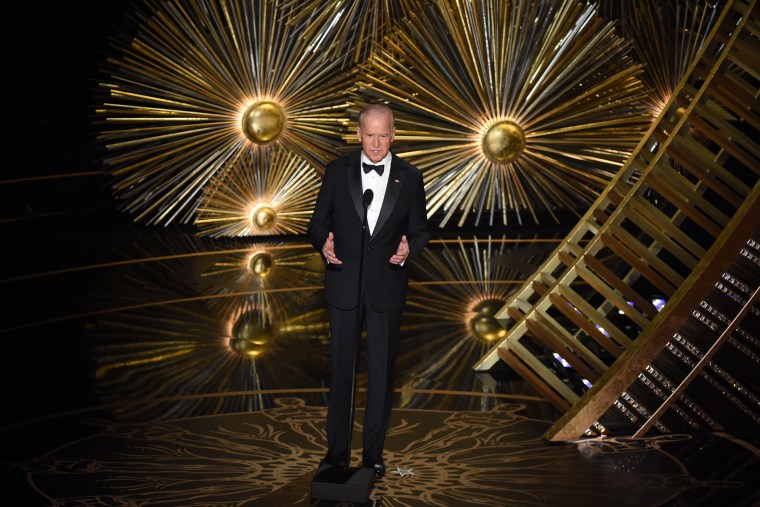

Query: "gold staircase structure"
<box><xmin>475</xmin><ymin>0</ymin><xmax>760</xmax><ymax>440</ymax></box>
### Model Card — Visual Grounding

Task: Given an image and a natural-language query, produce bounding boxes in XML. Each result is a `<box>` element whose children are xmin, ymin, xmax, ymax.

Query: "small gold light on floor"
<box><xmin>482</xmin><ymin>121</ymin><xmax>525</xmax><ymax>164</ymax></box>
<box><xmin>229</xmin><ymin>310</ymin><xmax>274</xmax><ymax>358</ymax></box>
<box><xmin>242</xmin><ymin>101</ymin><xmax>287</xmax><ymax>145</ymax></box>
<box><xmin>251</xmin><ymin>205</ymin><xmax>277</xmax><ymax>231</ymax></box>
<box><xmin>248</xmin><ymin>252</ymin><xmax>274</xmax><ymax>280</ymax></box>
<box><xmin>469</xmin><ymin>299</ymin><xmax>508</xmax><ymax>343</ymax></box>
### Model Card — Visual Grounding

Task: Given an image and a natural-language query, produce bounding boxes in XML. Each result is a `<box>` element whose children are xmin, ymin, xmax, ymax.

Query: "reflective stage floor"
<box><xmin>1</xmin><ymin>196</ymin><xmax>758</xmax><ymax>506</ymax></box>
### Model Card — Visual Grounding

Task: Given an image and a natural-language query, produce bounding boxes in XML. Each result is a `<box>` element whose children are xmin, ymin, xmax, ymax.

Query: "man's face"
<box><xmin>357</xmin><ymin>111</ymin><xmax>395</xmax><ymax>163</ymax></box>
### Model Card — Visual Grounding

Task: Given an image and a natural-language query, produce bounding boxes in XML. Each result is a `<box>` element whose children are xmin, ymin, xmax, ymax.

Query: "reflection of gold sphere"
<box><xmin>242</xmin><ymin>101</ymin><xmax>286</xmax><ymax>144</ymax></box>
<box><xmin>251</xmin><ymin>205</ymin><xmax>277</xmax><ymax>229</ymax></box>
<box><xmin>248</xmin><ymin>252</ymin><xmax>273</xmax><ymax>279</ymax></box>
<box><xmin>469</xmin><ymin>299</ymin><xmax>507</xmax><ymax>343</ymax></box>
<box><xmin>229</xmin><ymin>310</ymin><xmax>274</xmax><ymax>358</ymax></box>
<box><xmin>482</xmin><ymin>121</ymin><xmax>525</xmax><ymax>163</ymax></box>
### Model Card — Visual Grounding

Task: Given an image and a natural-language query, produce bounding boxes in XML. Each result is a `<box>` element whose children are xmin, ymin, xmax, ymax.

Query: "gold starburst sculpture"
<box><xmin>95</xmin><ymin>0</ymin><xmax>355</xmax><ymax>227</ymax></box>
<box><xmin>353</xmin><ymin>0</ymin><xmax>651</xmax><ymax>227</ymax></box>
<box><xmin>195</xmin><ymin>147</ymin><xmax>320</xmax><ymax>236</ymax></box>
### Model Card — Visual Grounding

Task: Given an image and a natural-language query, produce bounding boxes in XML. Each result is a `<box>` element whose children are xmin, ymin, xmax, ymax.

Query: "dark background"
<box><xmin>3</xmin><ymin>2</ymin><xmax>136</xmax><ymax>425</ymax></box>
<box><xmin>6</xmin><ymin>2</ymin><xmax>132</xmax><ymax>177</ymax></box>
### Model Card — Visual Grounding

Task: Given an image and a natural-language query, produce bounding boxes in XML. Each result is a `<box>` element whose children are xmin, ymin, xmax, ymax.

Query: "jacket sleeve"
<box><xmin>307</xmin><ymin>164</ymin><xmax>335</xmax><ymax>257</ymax></box>
<box><xmin>405</xmin><ymin>169</ymin><xmax>430</xmax><ymax>264</ymax></box>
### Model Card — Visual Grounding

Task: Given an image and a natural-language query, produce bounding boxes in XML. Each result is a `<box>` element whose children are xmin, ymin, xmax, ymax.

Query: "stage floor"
<box><xmin>2</xmin><ymin>210</ymin><xmax>758</xmax><ymax>506</ymax></box>
<box><xmin>4</xmin><ymin>392</ymin><xmax>758</xmax><ymax>506</ymax></box>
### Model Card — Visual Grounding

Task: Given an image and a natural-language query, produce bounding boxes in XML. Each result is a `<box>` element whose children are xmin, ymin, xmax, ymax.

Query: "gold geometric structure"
<box><xmin>475</xmin><ymin>0</ymin><xmax>759</xmax><ymax>440</ymax></box>
<box><xmin>352</xmin><ymin>0</ymin><xmax>651</xmax><ymax>227</ymax></box>
<box><xmin>194</xmin><ymin>146</ymin><xmax>321</xmax><ymax>237</ymax></box>
<box><xmin>95</xmin><ymin>0</ymin><xmax>355</xmax><ymax>227</ymax></box>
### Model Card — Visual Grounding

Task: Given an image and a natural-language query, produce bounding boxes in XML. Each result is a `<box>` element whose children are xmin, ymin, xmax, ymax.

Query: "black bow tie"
<box><xmin>362</xmin><ymin>162</ymin><xmax>384</xmax><ymax>176</ymax></box>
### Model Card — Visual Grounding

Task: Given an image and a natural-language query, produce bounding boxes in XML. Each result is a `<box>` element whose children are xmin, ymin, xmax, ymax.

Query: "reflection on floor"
<box><xmin>2</xmin><ymin>219</ymin><xmax>758</xmax><ymax>505</ymax></box>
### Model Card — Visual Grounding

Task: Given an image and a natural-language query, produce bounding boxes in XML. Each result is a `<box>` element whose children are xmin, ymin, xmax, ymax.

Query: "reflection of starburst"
<box><xmin>355</xmin><ymin>0</ymin><xmax>650</xmax><ymax>226</ymax></box>
<box><xmin>195</xmin><ymin>147</ymin><xmax>321</xmax><ymax>237</ymax></box>
<box><xmin>601</xmin><ymin>0</ymin><xmax>720</xmax><ymax>116</ymax></box>
<box><xmin>395</xmin><ymin>236</ymin><xmax>557</xmax><ymax>409</ymax></box>
<box><xmin>199</xmin><ymin>241</ymin><xmax>325</xmax><ymax>291</ymax></box>
<box><xmin>90</xmin><ymin>238</ymin><xmax>330</xmax><ymax>421</ymax></box>
<box><xmin>198</xmin><ymin>241</ymin><xmax>325</xmax><ymax>317</ymax></box>
<box><xmin>95</xmin><ymin>0</ymin><xmax>354</xmax><ymax>225</ymax></box>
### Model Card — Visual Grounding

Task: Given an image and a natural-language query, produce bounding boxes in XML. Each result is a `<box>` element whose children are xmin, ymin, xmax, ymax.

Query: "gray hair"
<box><xmin>358</xmin><ymin>103</ymin><xmax>395</xmax><ymax>129</ymax></box>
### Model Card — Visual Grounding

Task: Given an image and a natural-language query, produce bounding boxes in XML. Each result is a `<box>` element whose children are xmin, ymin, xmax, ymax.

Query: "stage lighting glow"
<box><xmin>552</xmin><ymin>353</ymin><xmax>572</xmax><ymax>368</ymax></box>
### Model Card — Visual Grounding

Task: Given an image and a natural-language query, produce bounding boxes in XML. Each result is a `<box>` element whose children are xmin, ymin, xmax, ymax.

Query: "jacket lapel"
<box><xmin>346</xmin><ymin>152</ymin><xmax>363</xmax><ymax>221</ymax></box>
<box><xmin>372</xmin><ymin>156</ymin><xmax>403</xmax><ymax>237</ymax></box>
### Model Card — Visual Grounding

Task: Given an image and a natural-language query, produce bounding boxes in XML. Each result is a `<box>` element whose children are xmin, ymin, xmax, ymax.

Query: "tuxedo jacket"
<box><xmin>308</xmin><ymin>151</ymin><xmax>430</xmax><ymax>311</ymax></box>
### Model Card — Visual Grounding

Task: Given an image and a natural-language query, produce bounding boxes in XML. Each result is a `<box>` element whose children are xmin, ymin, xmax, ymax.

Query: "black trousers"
<box><xmin>326</xmin><ymin>297</ymin><xmax>402</xmax><ymax>464</ymax></box>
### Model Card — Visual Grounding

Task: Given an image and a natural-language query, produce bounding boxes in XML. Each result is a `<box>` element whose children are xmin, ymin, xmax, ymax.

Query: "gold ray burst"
<box><xmin>352</xmin><ymin>0</ymin><xmax>651</xmax><ymax>227</ymax></box>
<box><xmin>95</xmin><ymin>0</ymin><xmax>355</xmax><ymax>226</ymax></box>
<box><xmin>281</xmin><ymin>0</ymin><xmax>407</xmax><ymax>68</ymax></box>
<box><xmin>601</xmin><ymin>0</ymin><xmax>721</xmax><ymax>116</ymax></box>
<box><xmin>194</xmin><ymin>147</ymin><xmax>321</xmax><ymax>237</ymax></box>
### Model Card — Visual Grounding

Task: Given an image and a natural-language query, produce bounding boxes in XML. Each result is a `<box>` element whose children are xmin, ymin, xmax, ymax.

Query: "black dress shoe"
<box><xmin>370</xmin><ymin>462</ymin><xmax>386</xmax><ymax>479</ymax></box>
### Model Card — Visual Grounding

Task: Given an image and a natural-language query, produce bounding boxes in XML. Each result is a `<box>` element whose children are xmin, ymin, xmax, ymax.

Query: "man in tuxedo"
<box><xmin>308</xmin><ymin>103</ymin><xmax>430</xmax><ymax>478</ymax></box>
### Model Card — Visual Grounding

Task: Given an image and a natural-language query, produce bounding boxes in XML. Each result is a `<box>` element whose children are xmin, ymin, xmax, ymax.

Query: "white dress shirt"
<box><xmin>361</xmin><ymin>152</ymin><xmax>392</xmax><ymax>235</ymax></box>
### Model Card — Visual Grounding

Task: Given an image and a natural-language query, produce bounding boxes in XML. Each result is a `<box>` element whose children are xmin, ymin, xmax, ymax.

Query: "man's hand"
<box><xmin>322</xmin><ymin>232</ymin><xmax>342</xmax><ymax>264</ymax></box>
<box><xmin>390</xmin><ymin>235</ymin><xmax>409</xmax><ymax>265</ymax></box>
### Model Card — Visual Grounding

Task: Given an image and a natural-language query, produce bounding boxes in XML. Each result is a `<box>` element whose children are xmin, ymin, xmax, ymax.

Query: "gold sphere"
<box><xmin>482</xmin><ymin>121</ymin><xmax>526</xmax><ymax>163</ymax></box>
<box><xmin>229</xmin><ymin>310</ymin><xmax>274</xmax><ymax>358</ymax></box>
<box><xmin>471</xmin><ymin>299</ymin><xmax>505</xmax><ymax>316</ymax></box>
<box><xmin>251</xmin><ymin>205</ymin><xmax>277</xmax><ymax>229</ymax></box>
<box><xmin>469</xmin><ymin>299</ymin><xmax>507</xmax><ymax>343</ymax></box>
<box><xmin>248</xmin><ymin>252</ymin><xmax>273</xmax><ymax>279</ymax></box>
<box><xmin>242</xmin><ymin>101</ymin><xmax>286</xmax><ymax>144</ymax></box>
